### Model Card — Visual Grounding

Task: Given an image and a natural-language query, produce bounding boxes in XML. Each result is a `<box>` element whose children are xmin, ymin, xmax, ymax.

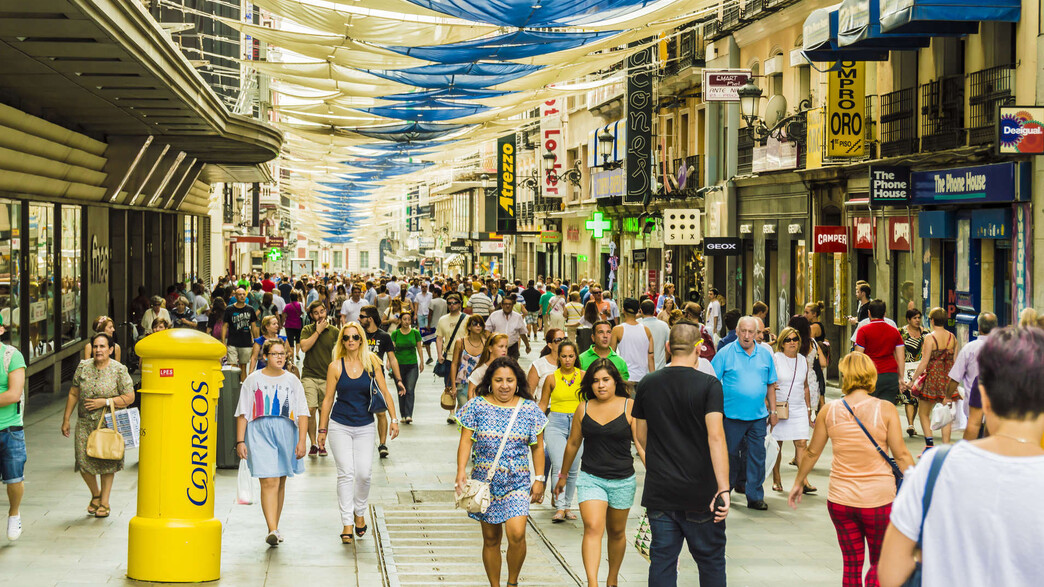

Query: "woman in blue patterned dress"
<box><xmin>455</xmin><ymin>356</ymin><xmax>548</xmax><ymax>587</ymax></box>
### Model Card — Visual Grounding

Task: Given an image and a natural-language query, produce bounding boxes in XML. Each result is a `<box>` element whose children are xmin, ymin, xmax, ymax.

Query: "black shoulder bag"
<box><xmin>841</xmin><ymin>399</ymin><xmax>904</xmax><ymax>489</ymax></box>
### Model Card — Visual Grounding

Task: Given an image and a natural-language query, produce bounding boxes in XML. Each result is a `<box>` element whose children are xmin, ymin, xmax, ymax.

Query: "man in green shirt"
<box><xmin>299</xmin><ymin>301</ymin><xmax>340</xmax><ymax>456</ymax></box>
<box><xmin>539</xmin><ymin>286</ymin><xmax>555</xmax><ymax>331</ymax></box>
<box><xmin>0</xmin><ymin>316</ymin><xmax>28</xmax><ymax>541</ymax></box>
<box><xmin>578</xmin><ymin>320</ymin><xmax>630</xmax><ymax>381</ymax></box>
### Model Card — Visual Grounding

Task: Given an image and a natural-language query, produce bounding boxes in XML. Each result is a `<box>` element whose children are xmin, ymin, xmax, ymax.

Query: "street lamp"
<box><xmin>597</xmin><ymin>129</ymin><xmax>621</xmax><ymax>170</ymax></box>
<box><xmin>737</xmin><ymin>81</ymin><xmax>763</xmax><ymax>125</ymax></box>
<box><xmin>543</xmin><ymin>146</ymin><xmax>582</xmax><ymax>187</ymax></box>
<box><xmin>736</xmin><ymin>80</ymin><xmax>809</xmax><ymax>147</ymax></box>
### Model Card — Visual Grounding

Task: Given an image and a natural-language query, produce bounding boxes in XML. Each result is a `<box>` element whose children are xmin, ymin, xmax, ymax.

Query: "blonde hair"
<box><xmin>260</xmin><ymin>315</ymin><xmax>280</xmax><ymax>335</ymax></box>
<box><xmin>774</xmin><ymin>327</ymin><xmax>801</xmax><ymax>353</ymax></box>
<box><xmin>332</xmin><ymin>322</ymin><xmax>383</xmax><ymax>374</ymax></box>
<box><xmin>1019</xmin><ymin>308</ymin><xmax>1039</xmax><ymax>327</ymax></box>
<box><xmin>839</xmin><ymin>352</ymin><xmax>877</xmax><ymax>395</ymax></box>
<box><xmin>928</xmin><ymin>306</ymin><xmax>948</xmax><ymax>327</ymax></box>
<box><xmin>480</xmin><ymin>333</ymin><xmax>509</xmax><ymax>364</ymax></box>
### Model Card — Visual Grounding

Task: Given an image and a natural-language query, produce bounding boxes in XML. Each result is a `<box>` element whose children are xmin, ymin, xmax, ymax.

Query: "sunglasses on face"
<box><xmin>551</xmin><ymin>337</ymin><xmax>566</xmax><ymax>344</ymax></box>
<box><xmin>783</xmin><ymin>336</ymin><xmax>800</xmax><ymax>343</ymax></box>
<box><xmin>342</xmin><ymin>334</ymin><xmax>361</xmax><ymax>342</ymax></box>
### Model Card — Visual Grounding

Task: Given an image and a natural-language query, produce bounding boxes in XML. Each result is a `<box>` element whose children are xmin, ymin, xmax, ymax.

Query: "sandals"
<box><xmin>355</xmin><ymin>524</ymin><xmax>368</xmax><ymax>538</ymax></box>
<box><xmin>88</xmin><ymin>495</ymin><xmax>101</xmax><ymax>516</ymax></box>
<box><xmin>94</xmin><ymin>505</ymin><xmax>111</xmax><ymax>518</ymax></box>
<box><xmin>340</xmin><ymin>533</ymin><xmax>354</xmax><ymax>544</ymax></box>
<box><xmin>551</xmin><ymin>510</ymin><xmax>566</xmax><ymax>523</ymax></box>
<box><xmin>907</xmin><ymin>426</ymin><xmax>918</xmax><ymax>438</ymax></box>
<box><xmin>772</xmin><ymin>481</ymin><xmax>784</xmax><ymax>493</ymax></box>
<box><xmin>564</xmin><ymin>511</ymin><xmax>577</xmax><ymax>521</ymax></box>
<box><xmin>802</xmin><ymin>485</ymin><xmax>818</xmax><ymax>494</ymax></box>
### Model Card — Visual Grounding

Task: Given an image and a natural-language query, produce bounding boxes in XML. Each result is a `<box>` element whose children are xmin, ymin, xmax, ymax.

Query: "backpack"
<box><xmin>699</xmin><ymin>325</ymin><xmax>716</xmax><ymax>360</ymax></box>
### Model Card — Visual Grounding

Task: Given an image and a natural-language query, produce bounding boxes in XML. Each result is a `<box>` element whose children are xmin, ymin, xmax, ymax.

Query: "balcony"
<box><xmin>920</xmin><ymin>75</ymin><xmax>965</xmax><ymax>152</ymax></box>
<box><xmin>880</xmin><ymin>87</ymin><xmax>918</xmax><ymax>158</ymax></box>
<box><xmin>737</xmin><ymin>133</ymin><xmax>754</xmax><ymax>176</ymax></box>
<box><xmin>742</xmin><ymin>0</ymin><xmax>766</xmax><ymax>21</ymax></box>
<box><xmin>968</xmin><ymin>64</ymin><xmax>1016</xmax><ymax>146</ymax></box>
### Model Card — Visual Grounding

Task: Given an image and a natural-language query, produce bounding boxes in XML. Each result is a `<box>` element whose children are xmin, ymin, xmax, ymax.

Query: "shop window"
<box><xmin>61</xmin><ymin>206</ymin><xmax>82</xmax><ymax>346</ymax></box>
<box><xmin>28</xmin><ymin>204</ymin><xmax>54</xmax><ymax>361</ymax></box>
<box><xmin>894</xmin><ymin>251</ymin><xmax>920</xmax><ymax>323</ymax></box>
<box><xmin>0</xmin><ymin>201</ymin><xmax>19</xmax><ymax>350</ymax></box>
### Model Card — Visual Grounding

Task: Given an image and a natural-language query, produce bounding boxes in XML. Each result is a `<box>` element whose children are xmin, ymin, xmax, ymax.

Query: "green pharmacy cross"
<box><xmin>267</xmin><ymin>247</ymin><xmax>282</xmax><ymax>261</ymax></box>
<box><xmin>585</xmin><ymin>211</ymin><xmax>612</xmax><ymax>238</ymax></box>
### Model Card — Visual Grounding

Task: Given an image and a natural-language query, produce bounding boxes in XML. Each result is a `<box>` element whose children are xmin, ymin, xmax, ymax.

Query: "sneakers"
<box><xmin>266</xmin><ymin>530</ymin><xmax>280</xmax><ymax>546</ymax></box>
<box><xmin>308</xmin><ymin>445</ymin><xmax>319</xmax><ymax>456</ymax></box>
<box><xmin>378</xmin><ymin>444</ymin><xmax>389</xmax><ymax>459</ymax></box>
<box><xmin>447</xmin><ymin>416</ymin><xmax>455</xmax><ymax>425</ymax></box>
<box><xmin>7</xmin><ymin>515</ymin><xmax>21</xmax><ymax>541</ymax></box>
<box><xmin>425</xmin><ymin>358</ymin><xmax>433</xmax><ymax>365</ymax></box>
<box><xmin>318</xmin><ymin>447</ymin><xmax>328</xmax><ymax>457</ymax></box>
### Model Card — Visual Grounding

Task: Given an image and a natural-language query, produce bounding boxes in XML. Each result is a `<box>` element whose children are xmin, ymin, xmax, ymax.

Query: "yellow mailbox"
<box><xmin>129</xmin><ymin>328</ymin><xmax>226</xmax><ymax>583</ymax></box>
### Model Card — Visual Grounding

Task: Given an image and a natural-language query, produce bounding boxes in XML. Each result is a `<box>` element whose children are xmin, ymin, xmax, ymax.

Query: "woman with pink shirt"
<box><xmin>789</xmin><ymin>352</ymin><xmax>915</xmax><ymax>587</ymax></box>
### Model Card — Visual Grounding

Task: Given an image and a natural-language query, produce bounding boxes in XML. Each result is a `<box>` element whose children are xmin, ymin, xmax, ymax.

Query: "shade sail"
<box><xmin>382</xmin><ymin>30</ymin><xmax>619</xmax><ymax>64</ymax></box>
<box><xmin>366</xmin><ymin>63</ymin><xmax>544</xmax><ymax>89</ymax></box>
<box><xmin>347</xmin><ymin>121</ymin><xmax>471</xmax><ymax>141</ymax></box>
<box><xmin>803</xmin><ymin>4</ymin><xmax>890</xmax><ymax>62</ymax></box>
<box><xmin>380</xmin><ymin>88</ymin><xmax>514</xmax><ymax>101</ymax></box>
<box><xmin>360</xmin><ymin>100</ymin><xmax>492</xmax><ymax>121</ymax></box>
<box><xmin>837</xmin><ymin>0</ymin><xmax>932</xmax><ymax>49</ymax></box>
<box><xmin>879</xmin><ymin>0</ymin><xmax>1019</xmax><ymax>34</ymax></box>
<box><xmin>404</xmin><ymin>0</ymin><xmax>660</xmax><ymax>28</ymax></box>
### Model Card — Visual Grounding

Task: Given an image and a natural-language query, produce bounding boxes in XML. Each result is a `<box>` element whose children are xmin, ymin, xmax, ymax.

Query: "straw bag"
<box><xmin>456</xmin><ymin>399</ymin><xmax>522</xmax><ymax>515</ymax></box>
<box><xmin>86</xmin><ymin>401</ymin><xmax>125</xmax><ymax>460</ymax></box>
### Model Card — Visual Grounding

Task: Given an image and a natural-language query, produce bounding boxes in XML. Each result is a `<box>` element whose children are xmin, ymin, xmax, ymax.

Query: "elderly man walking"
<box><xmin>485</xmin><ymin>295</ymin><xmax>530</xmax><ymax>359</ymax></box>
<box><xmin>710</xmin><ymin>316</ymin><xmax>778</xmax><ymax>510</ymax></box>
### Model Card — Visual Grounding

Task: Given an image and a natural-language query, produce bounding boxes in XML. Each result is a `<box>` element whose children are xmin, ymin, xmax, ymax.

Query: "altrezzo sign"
<box><xmin>496</xmin><ymin>134</ymin><xmax>517</xmax><ymax>234</ymax></box>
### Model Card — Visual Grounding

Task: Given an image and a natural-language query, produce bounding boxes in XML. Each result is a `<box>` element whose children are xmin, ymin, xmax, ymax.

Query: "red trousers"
<box><xmin>827</xmin><ymin>500</ymin><xmax>892</xmax><ymax>587</ymax></box>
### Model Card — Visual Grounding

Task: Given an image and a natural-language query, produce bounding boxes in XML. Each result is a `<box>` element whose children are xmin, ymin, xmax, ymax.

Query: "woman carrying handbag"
<box><xmin>770</xmin><ymin>327</ymin><xmax>815</xmax><ymax>494</ymax></box>
<box><xmin>455</xmin><ymin>357</ymin><xmax>547</xmax><ymax>587</ymax></box>
<box><xmin>316</xmin><ymin>322</ymin><xmax>399</xmax><ymax>545</ymax></box>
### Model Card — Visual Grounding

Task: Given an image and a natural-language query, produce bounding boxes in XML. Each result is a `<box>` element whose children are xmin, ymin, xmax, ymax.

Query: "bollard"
<box><xmin>128</xmin><ymin>329</ymin><xmax>226</xmax><ymax>582</ymax></box>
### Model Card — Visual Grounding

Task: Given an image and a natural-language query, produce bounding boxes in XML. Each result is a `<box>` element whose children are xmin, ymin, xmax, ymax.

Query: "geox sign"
<box><xmin>703</xmin><ymin>237</ymin><xmax>741</xmax><ymax>256</ymax></box>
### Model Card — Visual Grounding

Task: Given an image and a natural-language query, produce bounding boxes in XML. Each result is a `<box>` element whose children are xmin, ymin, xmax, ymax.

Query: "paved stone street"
<box><xmin>0</xmin><ymin>342</ymin><xmax>932</xmax><ymax>585</ymax></box>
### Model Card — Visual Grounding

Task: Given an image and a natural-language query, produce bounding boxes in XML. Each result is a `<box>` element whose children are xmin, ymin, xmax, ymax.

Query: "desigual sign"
<box><xmin>813</xmin><ymin>226</ymin><xmax>848</xmax><ymax>253</ymax></box>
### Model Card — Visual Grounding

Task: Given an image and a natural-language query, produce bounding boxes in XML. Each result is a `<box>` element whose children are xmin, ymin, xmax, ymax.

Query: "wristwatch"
<box><xmin>391</xmin><ymin>418</ymin><xmax>400</xmax><ymax>424</ymax></box>
<box><xmin>532</xmin><ymin>475</ymin><xmax>546</xmax><ymax>483</ymax></box>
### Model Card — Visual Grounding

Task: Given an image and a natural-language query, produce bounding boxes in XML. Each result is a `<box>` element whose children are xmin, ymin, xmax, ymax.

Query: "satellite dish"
<box><xmin>764</xmin><ymin>95</ymin><xmax>789</xmax><ymax>129</ymax></box>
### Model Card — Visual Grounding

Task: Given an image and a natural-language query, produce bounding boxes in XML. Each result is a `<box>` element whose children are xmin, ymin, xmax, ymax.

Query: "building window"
<box><xmin>333</xmin><ymin>250</ymin><xmax>343</xmax><ymax>269</ymax></box>
<box><xmin>308</xmin><ymin>250</ymin><xmax>318</xmax><ymax>265</ymax></box>
<box><xmin>28</xmin><ymin>203</ymin><xmax>54</xmax><ymax>360</ymax></box>
<box><xmin>0</xmin><ymin>201</ymin><xmax>20</xmax><ymax>350</ymax></box>
<box><xmin>61</xmin><ymin>206</ymin><xmax>82</xmax><ymax>345</ymax></box>
<box><xmin>360</xmin><ymin>251</ymin><xmax>369</xmax><ymax>269</ymax></box>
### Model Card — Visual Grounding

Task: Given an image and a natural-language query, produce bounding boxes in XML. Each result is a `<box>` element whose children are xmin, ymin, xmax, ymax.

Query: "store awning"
<box><xmin>880</xmin><ymin>0</ymin><xmax>1021</xmax><ymax>34</ymax></box>
<box><xmin>837</xmin><ymin>0</ymin><xmax>934</xmax><ymax>49</ymax></box>
<box><xmin>802</xmin><ymin>4</ymin><xmax>890</xmax><ymax>62</ymax></box>
<box><xmin>444</xmin><ymin>253</ymin><xmax>465</xmax><ymax>265</ymax></box>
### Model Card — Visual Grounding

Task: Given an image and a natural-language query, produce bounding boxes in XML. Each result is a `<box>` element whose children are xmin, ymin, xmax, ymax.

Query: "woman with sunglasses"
<box><xmin>247</xmin><ymin>315</ymin><xmax>288</xmax><ymax>376</ymax></box>
<box><xmin>540</xmin><ymin>340</ymin><xmax>585</xmax><ymax>522</ymax></box>
<box><xmin>234</xmin><ymin>340</ymin><xmax>309</xmax><ymax>546</ymax></box>
<box><xmin>390</xmin><ymin>310</ymin><xmax>423</xmax><ymax>424</ymax></box>
<box><xmin>317</xmin><ymin>322</ymin><xmax>399</xmax><ymax>544</ymax></box>
<box><xmin>527</xmin><ymin>328</ymin><xmax>564</xmax><ymax>401</ymax></box>
<box><xmin>450</xmin><ymin>315</ymin><xmax>489</xmax><ymax>413</ymax></box>
<box><xmin>770</xmin><ymin>327</ymin><xmax>816</xmax><ymax>494</ymax></box>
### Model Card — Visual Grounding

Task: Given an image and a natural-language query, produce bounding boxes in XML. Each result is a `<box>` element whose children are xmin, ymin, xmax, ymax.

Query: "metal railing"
<box><xmin>880</xmin><ymin>87</ymin><xmax>918</xmax><ymax>157</ymax></box>
<box><xmin>968</xmin><ymin>64</ymin><xmax>1016</xmax><ymax>145</ymax></box>
<box><xmin>920</xmin><ymin>75</ymin><xmax>965</xmax><ymax>152</ymax></box>
<box><xmin>737</xmin><ymin>133</ymin><xmax>754</xmax><ymax>175</ymax></box>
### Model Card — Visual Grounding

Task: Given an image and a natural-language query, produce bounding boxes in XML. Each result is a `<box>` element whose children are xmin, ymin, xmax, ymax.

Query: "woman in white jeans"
<box><xmin>317</xmin><ymin>321</ymin><xmax>399</xmax><ymax>544</ymax></box>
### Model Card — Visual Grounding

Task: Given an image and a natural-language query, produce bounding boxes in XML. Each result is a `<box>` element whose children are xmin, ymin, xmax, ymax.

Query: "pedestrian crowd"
<box><xmin>3</xmin><ymin>271</ymin><xmax>1044</xmax><ymax>587</ymax></box>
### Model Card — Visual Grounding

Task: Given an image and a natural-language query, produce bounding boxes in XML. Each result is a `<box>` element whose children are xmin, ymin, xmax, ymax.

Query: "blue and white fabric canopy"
<box><xmin>360</xmin><ymin>100</ymin><xmax>491</xmax><ymax>121</ymax></box>
<box><xmin>347</xmin><ymin>122</ymin><xmax>471</xmax><ymax>142</ymax></box>
<box><xmin>404</xmin><ymin>0</ymin><xmax>660</xmax><ymax>28</ymax></box>
<box><xmin>382</xmin><ymin>30</ymin><xmax>619</xmax><ymax>64</ymax></box>
<box><xmin>380</xmin><ymin>88</ymin><xmax>515</xmax><ymax>101</ymax></box>
<box><xmin>366</xmin><ymin>63</ymin><xmax>544</xmax><ymax>89</ymax></box>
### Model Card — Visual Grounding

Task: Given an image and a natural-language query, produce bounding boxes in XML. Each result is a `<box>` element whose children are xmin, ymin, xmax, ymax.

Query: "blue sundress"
<box><xmin>455</xmin><ymin>397</ymin><xmax>548</xmax><ymax>524</ymax></box>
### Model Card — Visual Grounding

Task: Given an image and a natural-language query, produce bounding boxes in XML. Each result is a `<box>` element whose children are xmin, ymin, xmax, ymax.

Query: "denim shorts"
<box><xmin>0</xmin><ymin>427</ymin><xmax>27</xmax><ymax>484</ymax></box>
<box><xmin>576</xmin><ymin>470</ymin><xmax>636</xmax><ymax>510</ymax></box>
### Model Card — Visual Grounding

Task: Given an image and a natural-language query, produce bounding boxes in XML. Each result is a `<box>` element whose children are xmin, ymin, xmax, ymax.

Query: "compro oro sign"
<box><xmin>826</xmin><ymin>61</ymin><xmax>865</xmax><ymax>157</ymax></box>
<box><xmin>998</xmin><ymin>106</ymin><xmax>1044</xmax><ymax>154</ymax></box>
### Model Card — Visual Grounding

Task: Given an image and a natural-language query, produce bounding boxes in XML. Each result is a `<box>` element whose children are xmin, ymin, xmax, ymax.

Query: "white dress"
<box><xmin>772</xmin><ymin>352</ymin><xmax>809</xmax><ymax>441</ymax></box>
<box><xmin>807</xmin><ymin>344</ymin><xmax>821</xmax><ymax>410</ymax></box>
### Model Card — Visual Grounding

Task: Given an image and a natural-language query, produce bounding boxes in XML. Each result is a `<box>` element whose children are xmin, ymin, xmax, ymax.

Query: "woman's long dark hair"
<box><xmin>539</xmin><ymin>328</ymin><xmax>562</xmax><ymax>357</ymax></box>
<box><xmin>788</xmin><ymin>315</ymin><xmax>812</xmax><ymax>356</ymax></box>
<box><xmin>583</xmin><ymin>300</ymin><xmax>599</xmax><ymax>324</ymax></box>
<box><xmin>475</xmin><ymin>357</ymin><xmax>533</xmax><ymax>400</ymax></box>
<box><xmin>578</xmin><ymin>358</ymin><xmax>628</xmax><ymax>401</ymax></box>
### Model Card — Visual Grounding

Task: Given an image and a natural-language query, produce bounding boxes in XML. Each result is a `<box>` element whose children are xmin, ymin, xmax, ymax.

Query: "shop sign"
<box><xmin>805</xmin><ymin>107</ymin><xmax>824</xmax><ymax>169</ymax></box>
<box><xmin>703</xmin><ymin>237</ymin><xmax>741</xmax><ymax>256</ymax></box>
<box><xmin>585</xmin><ymin>211</ymin><xmax>613</xmax><ymax>238</ymax></box>
<box><xmin>917</xmin><ymin>210</ymin><xmax>955</xmax><ymax>239</ymax></box>
<box><xmin>496</xmin><ymin>133</ymin><xmax>517</xmax><ymax>234</ymax></box>
<box><xmin>752</xmin><ymin>137</ymin><xmax>798</xmax><ymax>173</ymax></box>
<box><xmin>663</xmin><ymin>209</ymin><xmax>701</xmax><ymax>245</ymax></box>
<box><xmin>419</xmin><ymin>237</ymin><xmax>435</xmax><ymax>249</ymax></box>
<box><xmin>813</xmin><ymin>225</ymin><xmax>848</xmax><ymax>253</ymax></box>
<box><xmin>540</xmin><ymin>99</ymin><xmax>564</xmax><ymax>198</ymax></box>
<box><xmin>566</xmin><ymin>226</ymin><xmax>581</xmax><ymax>242</ymax></box>
<box><xmin>997</xmin><ymin>106</ymin><xmax>1044</xmax><ymax>155</ymax></box>
<box><xmin>1013</xmin><ymin>203</ymin><xmax>1032</xmax><ymax>317</ymax></box>
<box><xmin>826</xmin><ymin>61</ymin><xmax>865</xmax><ymax>157</ymax></box>
<box><xmin>448</xmin><ymin>239</ymin><xmax>469</xmax><ymax>254</ymax></box>
<box><xmin>30</xmin><ymin>300</ymin><xmax>46</xmax><ymax>323</ymax></box>
<box><xmin>869</xmin><ymin>166</ymin><xmax>911</xmax><ymax>205</ymax></box>
<box><xmin>232</xmin><ymin>235</ymin><xmax>266</xmax><ymax>244</ymax></box>
<box><xmin>972</xmin><ymin>208</ymin><xmax>1011</xmax><ymax>239</ymax></box>
<box><xmin>911</xmin><ymin>162</ymin><xmax>1023</xmax><ymax>205</ymax></box>
<box><xmin>479</xmin><ymin>240</ymin><xmax>505</xmax><ymax>254</ymax></box>
<box><xmin>62</xmin><ymin>295</ymin><xmax>75</xmax><ymax>313</ymax></box>
<box><xmin>626</xmin><ymin>45</ymin><xmax>653</xmax><ymax>204</ymax></box>
<box><xmin>90</xmin><ymin>235</ymin><xmax>109</xmax><ymax>285</ymax></box>
<box><xmin>702</xmin><ymin>69</ymin><xmax>752</xmax><ymax>101</ymax></box>
<box><xmin>632</xmin><ymin>248</ymin><xmax>647</xmax><ymax>263</ymax></box>
<box><xmin>578</xmin><ymin>255</ymin><xmax>589</xmax><ymax>262</ymax></box>
<box><xmin>592</xmin><ymin>168</ymin><xmax>626</xmax><ymax>199</ymax></box>
<box><xmin>888</xmin><ymin>218</ymin><xmax>912</xmax><ymax>251</ymax></box>
<box><xmin>622</xmin><ymin>216</ymin><xmax>656</xmax><ymax>234</ymax></box>
<box><xmin>851</xmin><ymin>217</ymin><xmax>874</xmax><ymax>249</ymax></box>
<box><xmin>540</xmin><ymin>230</ymin><xmax>562</xmax><ymax>244</ymax></box>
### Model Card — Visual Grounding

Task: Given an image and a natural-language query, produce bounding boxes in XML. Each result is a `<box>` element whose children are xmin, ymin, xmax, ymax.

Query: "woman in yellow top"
<box><xmin>539</xmin><ymin>340</ymin><xmax>584</xmax><ymax>522</ymax></box>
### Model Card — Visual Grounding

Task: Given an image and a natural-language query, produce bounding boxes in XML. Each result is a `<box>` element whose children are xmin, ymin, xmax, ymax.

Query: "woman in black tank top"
<box><xmin>554</xmin><ymin>358</ymin><xmax>646</xmax><ymax>587</ymax></box>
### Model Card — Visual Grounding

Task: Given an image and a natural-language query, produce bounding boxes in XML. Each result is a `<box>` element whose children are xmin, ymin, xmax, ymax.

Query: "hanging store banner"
<box><xmin>826</xmin><ymin>61</ymin><xmax>865</xmax><ymax>157</ymax></box>
<box><xmin>1012</xmin><ymin>202</ymin><xmax>1032</xmax><ymax>320</ymax></box>
<box><xmin>702</xmin><ymin>69</ymin><xmax>752</xmax><ymax>101</ymax></box>
<box><xmin>997</xmin><ymin>106</ymin><xmax>1044</xmax><ymax>155</ymax></box>
<box><xmin>703</xmin><ymin>237</ymin><xmax>742</xmax><ymax>256</ymax></box>
<box><xmin>592</xmin><ymin>168</ymin><xmax>626</xmax><ymax>199</ymax></box>
<box><xmin>540</xmin><ymin>99</ymin><xmax>564</xmax><ymax>199</ymax></box>
<box><xmin>851</xmin><ymin>217</ymin><xmax>875</xmax><ymax>249</ymax></box>
<box><xmin>911</xmin><ymin>162</ymin><xmax>1026</xmax><ymax>205</ymax></box>
<box><xmin>805</xmin><ymin>107</ymin><xmax>825</xmax><ymax>169</ymax></box>
<box><xmin>448</xmin><ymin>239</ymin><xmax>469</xmax><ymax>254</ymax></box>
<box><xmin>626</xmin><ymin>43</ymin><xmax>653</xmax><ymax>204</ymax></box>
<box><xmin>496</xmin><ymin>133</ymin><xmax>517</xmax><ymax>234</ymax></box>
<box><xmin>813</xmin><ymin>225</ymin><xmax>848</xmax><ymax>253</ymax></box>
<box><xmin>870</xmin><ymin>166</ymin><xmax>911</xmax><ymax>205</ymax></box>
<box><xmin>888</xmin><ymin>218</ymin><xmax>912</xmax><ymax>251</ymax></box>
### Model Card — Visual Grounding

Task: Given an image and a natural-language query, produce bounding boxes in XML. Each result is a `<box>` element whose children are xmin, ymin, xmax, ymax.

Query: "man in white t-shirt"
<box><xmin>705</xmin><ymin>287</ymin><xmax>722</xmax><ymax>341</ymax></box>
<box><xmin>413</xmin><ymin>282</ymin><xmax>433</xmax><ymax>330</ymax></box>
<box><xmin>340</xmin><ymin>285</ymin><xmax>367</xmax><ymax>325</ymax></box>
<box><xmin>639</xmin><ymin>299</ymin><xmax>670</xmax><ymax>371</ymax></box>
<box><xmin>386</xmin><ymin>277</ymin><xmax>401</xmax><ymax>300</ymax></box>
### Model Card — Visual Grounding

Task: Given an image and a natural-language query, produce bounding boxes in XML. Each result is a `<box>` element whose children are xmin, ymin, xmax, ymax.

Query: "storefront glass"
<box><xmin>61</xmin><ymin>206</ymin><xmax>82</xmax><ymax>345</ymax></box>
<box><xmin>894</xmin><ymin>251</ymin><xmax>920</xmax><ymax>322</ymax></box>
<box><xmin>28</xmin><ymin>204</ymin><xmax>54</xmax><ymax>361</ymax></box>
<box><xmin>0</xmin><ymin>201</ymin><xmax>19</xmax><ymax>349</ymax></box>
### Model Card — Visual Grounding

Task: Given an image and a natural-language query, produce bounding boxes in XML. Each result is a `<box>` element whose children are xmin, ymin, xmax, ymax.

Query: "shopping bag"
<box><xmin>633</xmin><ymin>511</ymin><xmax>651</xmax><ymax>562</ymax></box>
<box><xmin>929</xmin><ymin>402</ymin><xmax>955</xmax><ymax>431</ymax></box>
<box><xmin>763</xmin><ymin>425</ymin><xmax>779</xmax><ymax>486</ymax></box>
<box><xmin>236</xmin><ymin>459</ymin><xmax>254</xmax><ymax>505</ymax></box>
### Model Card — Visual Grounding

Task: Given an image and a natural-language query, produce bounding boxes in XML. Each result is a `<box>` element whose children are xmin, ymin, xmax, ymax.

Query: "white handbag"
<box><xmin>456</xmin><ymin>399</ymin><xmax>523</xmax><ymax>515</ymax></box>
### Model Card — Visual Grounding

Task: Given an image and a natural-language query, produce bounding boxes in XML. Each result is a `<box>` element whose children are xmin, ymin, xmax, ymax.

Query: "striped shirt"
<box><xmin>468</xmin><ymin>292</ymin><xmax>494</xmax><ymax>317</ymax></box>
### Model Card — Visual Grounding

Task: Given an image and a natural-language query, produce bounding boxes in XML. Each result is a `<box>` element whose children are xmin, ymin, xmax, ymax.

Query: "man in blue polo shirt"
<box><xmin>711</xmin><ymin>316</ymin><xmax>778</xmax><ymax>511</ymax></box>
